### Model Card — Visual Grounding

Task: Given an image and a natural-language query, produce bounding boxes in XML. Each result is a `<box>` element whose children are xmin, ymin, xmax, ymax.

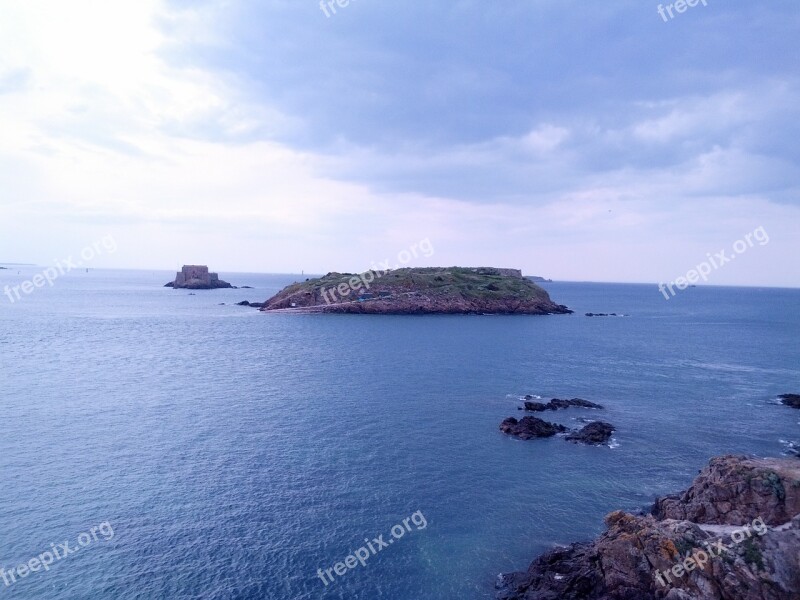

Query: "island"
<box><xmin>165</xmin><ymin>265</ymin><xmax>234</xmax><ymax>289</ymax></box>
<box><xmin>496</xmin><ymin>455</ymin><xmax>800</xmax><ymax>600</ymax></box>
<box><xmin>259</xmin><ymin>267</ymin><xmax>573</xmax><ymax>315</ymax></box>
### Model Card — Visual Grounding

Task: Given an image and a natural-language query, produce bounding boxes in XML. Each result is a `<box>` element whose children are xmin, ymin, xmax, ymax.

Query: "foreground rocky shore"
<box><xmin>496</xmin><ymin>455</ymin><xmax>800</xmax><ymax>600</ymax></box>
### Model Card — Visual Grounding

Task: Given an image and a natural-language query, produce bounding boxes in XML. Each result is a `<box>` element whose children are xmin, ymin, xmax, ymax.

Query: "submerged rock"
<box><xmin>779</xmin><ymin>393</ymin><xmax>800</xmax><ymax>409</ymax></box>
<box><xmin>500</xmin><ymin>417</ymin><xmax>567</xmax><ymax>440</ymax></box>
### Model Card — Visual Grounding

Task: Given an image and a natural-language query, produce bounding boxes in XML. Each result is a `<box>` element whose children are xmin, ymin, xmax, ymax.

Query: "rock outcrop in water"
<box><xmin>523</xmin><ymin>398</ymin><xmax>604</xmax><ymax>412</ymax></box>
<box><xmin>500</xmin><ymin>417</ymin><xmax>567</xmax><ymax>440</ymax></box>
<box><xmin>564</xmin><ymin>422</ymin><xmax>615</xmax><ymax>445</ymax></box>
<box><xmin>260</xmin><ymin>267</ymin><xmax>572</xmax><ymax>315</ymax></box>
<box><xmin>500</xmin><ymin>415</ymin><xmax>615</xmax><ymax>446</ymax></box>
<box><xmin>165</xmin><ymin>265</ymin><xmax>234</xmax><ymax>289</ymax></box>
<box><xmin>496</xmin><ymin>455</ymin><xmax>800</xmax><ymax>600</ymax></box>
<box><xmin>236</xmin><ymin>300</ymin><xmax>265</xmax><ymax>308</ymax></box>
<box><xmin>779</xmin><ymin>394</ymin><xmax>800</xmax><ymax>409</ymax></box>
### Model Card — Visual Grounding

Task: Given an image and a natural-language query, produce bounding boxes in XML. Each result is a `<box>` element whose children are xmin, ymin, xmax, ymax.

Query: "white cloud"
<box><xmin>521</xmin><ymin>125</ymin><xmax>570</xmax><ymax>154</ymax></box>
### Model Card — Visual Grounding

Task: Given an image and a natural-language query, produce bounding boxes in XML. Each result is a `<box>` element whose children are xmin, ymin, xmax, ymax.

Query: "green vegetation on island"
<box><xmin>261</xmin><ymin>267</ymin><xmax>572</xmax><ymax>315</ymax></box>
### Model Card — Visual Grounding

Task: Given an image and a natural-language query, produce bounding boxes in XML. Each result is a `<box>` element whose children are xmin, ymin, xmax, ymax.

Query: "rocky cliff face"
<box><xmin>496</xmin><ymin>456</ymin><xmax>800</xmax><ymax>600</ymax></box>
<box><xmin>261</xmin><ymin>267</ymin><xmax>572</xmax><ymax>315</ymax></box>
<box><xmin>653</xmin><ymin>456</ymin><xmax>800</xmax><ymax>527</ymax></box>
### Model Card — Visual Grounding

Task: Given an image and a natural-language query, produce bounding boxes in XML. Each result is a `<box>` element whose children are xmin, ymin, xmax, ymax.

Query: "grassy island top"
<box><xmin>261</xmin><ymin>266</ymin><xmax>571</xmax><ymax>315</ymax></box>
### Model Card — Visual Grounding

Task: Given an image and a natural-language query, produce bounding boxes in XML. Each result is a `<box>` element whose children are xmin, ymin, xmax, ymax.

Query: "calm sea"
<box><xmin>1</xmin><ymin>268</ymin><xmax>798</xmax><ymax>599</ymax></box>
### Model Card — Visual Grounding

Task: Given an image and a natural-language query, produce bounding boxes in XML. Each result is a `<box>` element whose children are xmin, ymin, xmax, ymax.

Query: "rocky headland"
<box><xmin>496</xmin><ymin>455</ymin><xmax>800</xmax><ymax>600</ymax></box>
<box><xmin>260</xmin><ymin>267</ymin><xmax>572</xmax><ymax>315</ymax></box>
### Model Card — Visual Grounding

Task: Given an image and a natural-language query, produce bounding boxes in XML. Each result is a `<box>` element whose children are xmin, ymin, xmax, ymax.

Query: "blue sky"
<box><xmin>0</xmin><ymin>0</ymin><xmax>798</xmax><ymax>285</ymax></box>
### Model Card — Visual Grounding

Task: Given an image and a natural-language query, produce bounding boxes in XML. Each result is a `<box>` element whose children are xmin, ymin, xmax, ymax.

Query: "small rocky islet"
<box><xmin>165</xmin><ymin>265</ymin><xmax>235</xmax><ymax>289</ymax></box>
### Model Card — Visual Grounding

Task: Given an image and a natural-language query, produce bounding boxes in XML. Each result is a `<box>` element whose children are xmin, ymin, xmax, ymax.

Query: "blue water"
<box><xmin>1</xmin><ymin>269</ymin><xmax>799</xmax><ymax>599</ymax></box>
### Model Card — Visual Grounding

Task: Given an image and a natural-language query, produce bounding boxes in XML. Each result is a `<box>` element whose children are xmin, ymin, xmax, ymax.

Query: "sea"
<box><xmin>1</xmin><ymin>268</ymin><xmax>798</xmax><ymax>599</ymax></box>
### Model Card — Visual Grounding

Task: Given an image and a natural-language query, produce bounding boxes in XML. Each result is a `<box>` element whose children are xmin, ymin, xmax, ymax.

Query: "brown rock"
<box><xmin>497</xmin><ymin>456</ymin><xmax>800</xmax><ymax>600</ymax></box>
<box><xmin>653</xmin><ymin>456</ymin><xmax>800</xmax><ymax>526</ymax></box>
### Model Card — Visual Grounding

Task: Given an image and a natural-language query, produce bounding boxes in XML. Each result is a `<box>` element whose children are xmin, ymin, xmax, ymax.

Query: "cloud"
<box><xmin>0</xmin><ymin>0</ymin><xmax>798</xmax><ymax>286</ymax></box>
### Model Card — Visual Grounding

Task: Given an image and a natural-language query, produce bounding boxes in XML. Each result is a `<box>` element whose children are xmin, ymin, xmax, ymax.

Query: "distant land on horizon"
<box><xmin>2</xmin><ymin>263</ymin><xmax>797</xmax><ymax>290</ymax></box>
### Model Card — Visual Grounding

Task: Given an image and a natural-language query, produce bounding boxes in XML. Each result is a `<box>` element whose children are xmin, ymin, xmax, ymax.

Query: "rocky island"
<box><xmin>260</xmin><ymin>267</ymin><xmax>572</xmax><ymax>315</ymax></box>
<box><xmin>496</xmin><ymin>455</ymin><xmax>800</xmax><ymax>600</ymax></box>
<box><xmin>165</xmin><ymin>265</ymin><xmax>234</xmax><ymax>289</ymax></box>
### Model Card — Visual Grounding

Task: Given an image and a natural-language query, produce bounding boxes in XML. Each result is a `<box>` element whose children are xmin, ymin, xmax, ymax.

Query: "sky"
<box><xmin>0</xmin><ymin>0</ymin><xmax>798</xmax><ymax>286</ymax></box>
